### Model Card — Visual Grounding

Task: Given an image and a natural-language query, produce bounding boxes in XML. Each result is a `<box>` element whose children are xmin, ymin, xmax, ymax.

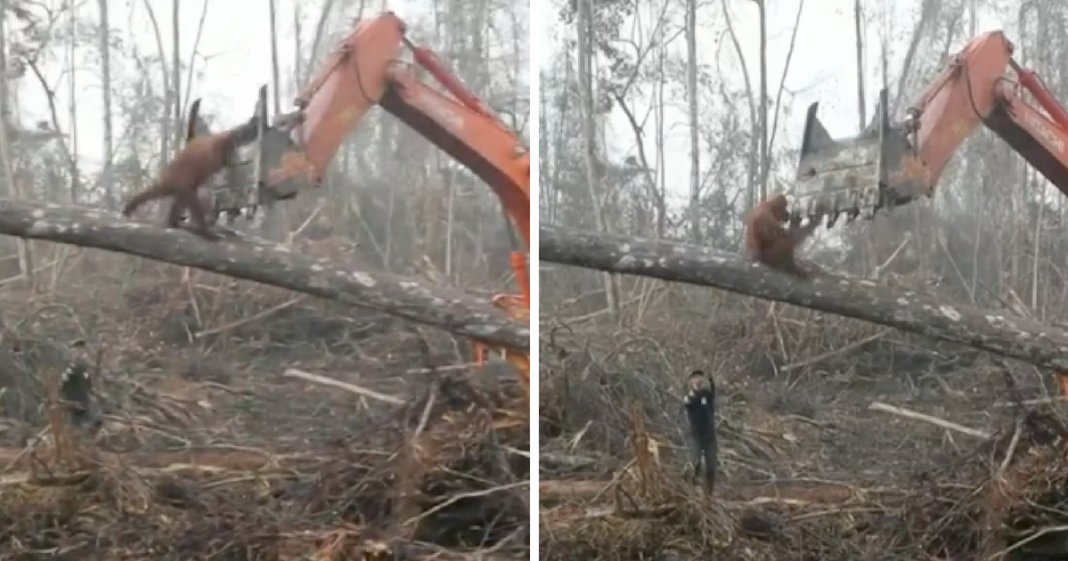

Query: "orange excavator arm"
<box><xmin>792</xmin><ymin>30</ymin><xmax>1068</xmax><ymax>227</ymax></box>
<box><xmin>248</xmin><ymin>12</ymin><xmax>529</xmax><ymax>383</ymax></box>
<box><xmin>793</xmin><ymin>30</ymin><xmax>1068</xmax><ymax>397</ymax></box>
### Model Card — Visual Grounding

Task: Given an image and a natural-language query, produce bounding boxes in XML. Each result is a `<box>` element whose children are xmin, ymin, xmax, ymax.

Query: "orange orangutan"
<box><xmin>122</xmin><ymin>119</ymin><xmax>259</xmax><ymax>240</ymax></box>
<box><xmin>744</xmin><ymin>194</ymin><xmax>820</xmax><ymax>278</ymax></box>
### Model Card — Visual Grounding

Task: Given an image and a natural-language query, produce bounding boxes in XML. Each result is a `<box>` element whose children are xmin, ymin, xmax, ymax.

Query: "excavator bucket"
<box><xmin>184</xmin><ymin>84</ymin><xmax>314</xmax><ymax>221</ymax></box>
<box><xmin>250</xmin><ymin>84</ymin><xmax>312</xmax><ymax>205</ymax></box>
<box><xmin>793</xmin><ymin>88</ymin><xmax>930</xmax><ymax>226</ymax></box>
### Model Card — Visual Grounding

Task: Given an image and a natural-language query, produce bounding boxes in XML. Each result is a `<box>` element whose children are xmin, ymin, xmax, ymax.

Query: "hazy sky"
<box><xmin>12</xmin><ymin>0</ymin><xmax>1013</xmax><ymax>206</ymax></box>
<box><xmin>16</xmin><ymin>0</ymin><xmax>433</xmax><ymax>174</ymax></box>
<box><xmin>536</xmin><ymin>0</ymin><xmax>1006</xmax><ymax>206</ymax></box>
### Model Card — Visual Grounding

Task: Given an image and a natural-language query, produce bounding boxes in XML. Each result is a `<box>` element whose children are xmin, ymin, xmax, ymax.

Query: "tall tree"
<box><xmin>686</xmin><ymin>0</ymin><xmax>700</xmax><ymax>242</ymax></box>
<box><xmin>98</xmin><ymin>0</ymin><xmax>114</xmax><ymax>207</ymax></box>
<box><xmin>754</xmin><ymin>0</ymin><xmax>768</xmax><ymax>199</ymax></box>
<box><xmin>578</xmin><ymin>0</ymin><xmax>618</xmax><ymax>316</ymax></box>
<box><xmin>0</xmin><ymin>0</ymin><xmax>31</xmax><ymax>284</ymax></box>
<box><xmin>142</xmin><ymin>0</ymin><xmax>171</xmax><ymax>166</ymax></box>
<box><xmin>0</xmin><ymin>0</ymin><xmax>8</xmax><ymax>132</ymax></box>
<box><xmin>172</xmin><ymin>0</ymin><xmax>181</xmax><ymax>149</ymax></box>
<box><xmin>67</xmin><ymin>0</ymin><xmax>80</xmax><ymax>203</ymax></box>
<box><xmin>722</xmin><ymin>0</ymin><xmax>758</xmax><ymax>213</ymax></box>
<box><xmin>268</xmin><ymin>0</ymin><xmax>281</xmax><ymax>114</ymax></box>
<box><xmin>854</xmin><ymin>0</ymin><xmax>866</xmax><ymax>130</ymax></box>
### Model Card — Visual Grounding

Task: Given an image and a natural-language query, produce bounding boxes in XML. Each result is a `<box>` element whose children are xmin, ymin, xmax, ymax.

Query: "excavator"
<box><xmin>186</xmin><ymin>12</ymin><xmax>530</xmax><ymax>387</ymax></box>
<box><xmin>791</xmin><ymin>30</ymin><xmax>1068</xmax><ymax>396</ymax></box>
<box><xmin>792</xmin><ymin>30</ymin><xmax>1068</xmax><ymax>225</ymax></box>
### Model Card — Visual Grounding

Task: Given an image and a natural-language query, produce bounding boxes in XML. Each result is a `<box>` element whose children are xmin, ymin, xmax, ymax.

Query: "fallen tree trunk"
<box><xmin>0</xmin><ymin>199</ymin><xmax>528</xmax><ymax>351</ymax></box>
<box><xmin>540</xmin><ymin>225</ymin><xmax>1068</xmax><ymax>370</ymax></box>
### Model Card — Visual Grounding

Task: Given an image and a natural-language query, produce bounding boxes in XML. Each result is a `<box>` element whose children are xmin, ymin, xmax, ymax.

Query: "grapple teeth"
<box><xmin>793</xmin><ymin>87</ymin><xmax>930</xmax><ymax>224</ymax></box>
<box><xmin>804</xmin><ymin>196</ymin><xmax>819</xmax><ymax>225</ymax></box>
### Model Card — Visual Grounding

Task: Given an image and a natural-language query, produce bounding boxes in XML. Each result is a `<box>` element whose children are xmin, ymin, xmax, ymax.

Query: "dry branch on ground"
<box><xmin>538</xmin><ymin>276</ymin><xmax>1068</xmax><ymax>560</ymax></box>
<box><xmin>539</xmin><ymin>407</ymin><xmax>1068</xmax><ymax>561</ymax></box>
<box><xmin>0</xmin><ymin>199</ymin><xmax>529</xmax><ymax>350</ymax></box>
<box><xmin>0</xmin><ymin>280</ymin><xmax>530</xmax><ymax>560</ymax></box>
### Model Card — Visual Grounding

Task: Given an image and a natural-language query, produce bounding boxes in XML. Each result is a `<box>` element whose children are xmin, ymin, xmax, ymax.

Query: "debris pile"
<box><xmin>539</xmin><ymin>309</ymin><xmax>1068</xmax><ymax>561</ymax></box>
<box><xmin>543</xmin><ymin>412</ymin><xmax>1068</xmax><ymax>561</ymax></box>
<box><xmin>0</xmin><ymin>274</ymin><xmax>529</xmax><ymax>560</ymax></box>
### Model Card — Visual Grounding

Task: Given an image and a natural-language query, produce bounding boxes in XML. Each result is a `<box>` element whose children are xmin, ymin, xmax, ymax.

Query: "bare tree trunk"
<box><xmin>1032</xmin><ymin>179</ymin><xmax>1045</xmax><ymax>313</ymax></box>
<box><xmin>766</xmin><ymin>0</ymin><xmax>804</xmax><ymax>160</ymax></box>
<box><xmin>67</xmin><ymin>0</ymin><xmax>80</xmax><ymax>203</ymax></box>
<box><xmin>0</xmin><ymin>199</ymin><xmax>528</xmax><ymax>350</ymax></box>
<box><xmin>293</xmin><ymin>3</ymin><xmax>302</xmax><ymax>91</ymax></box>
<box><xmin>540</xmin><ymin>225</ymin><xmax>1068</xmax><ymax>372</ymax></box>
<box><xmin>379</xmin><ymin>113</ymin><xmax>397</xmax><ymax>269</ymax></box>
<box><xmin>685</xmin><ymin>0</ymin><xmax>700</xmax><ymax>242</ymax></box>
<box><xmin>854</xmin><ymin>0</ymin><xmax>866</xmax><ymax>130</ymax></box>
<box><xmin>268</xmin><ymin>0</ymin><xmax>281</xmax><ymax>113</ymax></box>
<box><xmin>754</xmin><ymin>0</ymin><xmax>768</xmax><ymax>199</ymax></box>
<box><xmin>721</xmin><ymin>0</ymin><xmax>757</xmax><ymax>213</ymax></box>
<box><xmin>181</xmin><ymin>0</ymin><xmax>210</xmax><ymax>114</ymax></box>
<box><xmin>577</xmin><ymin>0</ymin><xmax>618</xmax><ymax>317</ymax></box>
<box><xmin>142</xmin><ymin>0</ymin><xmax>171</xmax><ymax>165</ymax></box>
<box><xmin>0</xmin><ymin>120</ymin><xmax>32</xmax><ymax>284</ymax></box>
<box><xmin>384</xmin><ymin>180</ymin><xmax>396</xmax><ymax>269</ymax></box>
<box><xmin>306</xmin><ymin>0</ymin><xmax>337</xmax><ymax>83</ymax></box>
<box><xmin>172</xmin><ymin>0</ymin><xmax>182</xmax><ymax>148</ymax></box>
<box><xmin>445</xmin><ymin>165</ymin><xmax>455</xmax><ymax>278</ymax></box>
<box><xmin>891</xmin><ymin>0</ymin><xmax>938</xmax><ymax>116</ymax></box>
<box><xmin>24</xmin><ymin>60</ymin><xmax>81</xmax><ymax>205</ymax></box>
<box><xmin>98</xmin><ymin>0</ymin><xmax>114</xmax><ymax>208</ymax></box>
<box><xmin>0</xmin><ymin>0</ymin><xmax>8</xmax><ymax>137</ymax></box>
<box><xmin>655</xmin><ymin>21</ymin><xmax>666</xmax><ymax>237</ymax></box>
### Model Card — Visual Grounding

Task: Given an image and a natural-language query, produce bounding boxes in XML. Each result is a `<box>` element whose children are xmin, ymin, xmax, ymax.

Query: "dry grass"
<box><xmin>540</xmin><ymin>283</ymin><xmax>1068</xmax><ymax>561</ymax></box>
<box><xmin>0</xmin><ymin>251</ymin><xmax>529</xmax><ymax>561</ymax></box>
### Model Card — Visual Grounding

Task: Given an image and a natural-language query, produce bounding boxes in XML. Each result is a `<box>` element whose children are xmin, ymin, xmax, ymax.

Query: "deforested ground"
<box><xmin>539</xmin><ymin>283</ymin><xmax>1068</xmax><ymax>561</ymax></box>
<box><xmin>0</xmin><ymin>249</ymin><xmax>528</xmax><ymax>561</ymax></box>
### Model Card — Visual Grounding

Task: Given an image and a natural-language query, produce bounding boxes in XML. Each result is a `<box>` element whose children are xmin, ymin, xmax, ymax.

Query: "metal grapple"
<box><xmin>791</xmin><ymin>88</ymin><xmax>932</xmax><ymax>228</ymax></box>
<box><xmin>186</xmin><ymin>85</ymin><xmax>314</xmax><ymax>225</ymax></box>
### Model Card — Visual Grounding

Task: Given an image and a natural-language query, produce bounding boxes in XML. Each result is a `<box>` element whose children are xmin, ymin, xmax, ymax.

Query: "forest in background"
<box><xmin>539</xmin><ymin>3</ymin><xmax>1068</xmax><ymax>558</ymax></box>
<box><xmin>0</xmin><ymin>1</ymin><xmax>532</xmax><ymax>558</ymax></box>
<box><xmin>540</xmin><ymin>0</ymin><xmax>1068</xmax><ymax>319</ymax></box>
<box><xmin>0</xmin><ymin>0</ymin><xmax>529</xmax><ymax>291</ymax></box>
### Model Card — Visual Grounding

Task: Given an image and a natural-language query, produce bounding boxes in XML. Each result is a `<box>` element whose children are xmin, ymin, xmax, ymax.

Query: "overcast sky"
<box><xmin>15</xmin><ymin>0</ymin><xmax>432</xmax><ymax>174</ymax></box>
<box><xmin>536</xmin><ymin>0</ymin><xmax>1010</xmax><ymax>207</ymax></box>
<box><xmin>13</xmin><ymin>0</ymin><xmax>1014</xmax><ymax>208</ymax></box>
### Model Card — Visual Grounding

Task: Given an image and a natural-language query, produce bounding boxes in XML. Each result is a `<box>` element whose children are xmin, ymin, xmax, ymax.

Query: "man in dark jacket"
<box><xmin>683</xmin><ymin>369</ymin><xmax>717</xmax><ymax>492</ymax></box>
<box><xmin>59</xmin><ymin>339</ymin><xmax>103</xmax><ymax>432</ymax></box>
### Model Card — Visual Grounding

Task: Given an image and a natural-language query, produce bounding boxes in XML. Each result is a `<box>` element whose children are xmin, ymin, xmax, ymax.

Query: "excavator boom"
<box><xmin>191</xmin><ymin>12</ymin><xmax>529</xmax><ymax>384</ymax></box>
<box><xmin>260</xmin><ymin>12</ymin><xmax>530</xmax><ymax>250</ymax></box>
<box><xmin>792</xmin><ymin>30</ymin><xmax>1068</xmax><ymax>227</ymax></box>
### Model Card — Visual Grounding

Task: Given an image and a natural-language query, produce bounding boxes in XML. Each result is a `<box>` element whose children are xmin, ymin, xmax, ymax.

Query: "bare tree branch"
<box><xmin>0</xmin><ymin>199</ymin><xmax>529</xmax><ymax>350</ymax></box>
<box><xmin>766</xmin><ymin>0</ymin><xmax>805</xmax><ymax>162</ymax></box>
<box><xmin>141</xmin><ymin>0</ymin><xmax>172</xmax><ymax>166</ymax></box>
<box><xmin>180</xmin><ymin>0</ymin><xmax>211</xmax><ymax>117</ymax></box>
<box><xmin>23</xmin><ymin>57</ymin><xmax>79</xmax><ymax>201</ymax></box>
<box><xmin>720</xmin><ymin>0</ymin><xmax>757</xmax><ymax>212</ymax></box>
<box><xmin>540</xmin><ymin>225</ymin><xmax>1068</xmax><ymax>371</ymax></box>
